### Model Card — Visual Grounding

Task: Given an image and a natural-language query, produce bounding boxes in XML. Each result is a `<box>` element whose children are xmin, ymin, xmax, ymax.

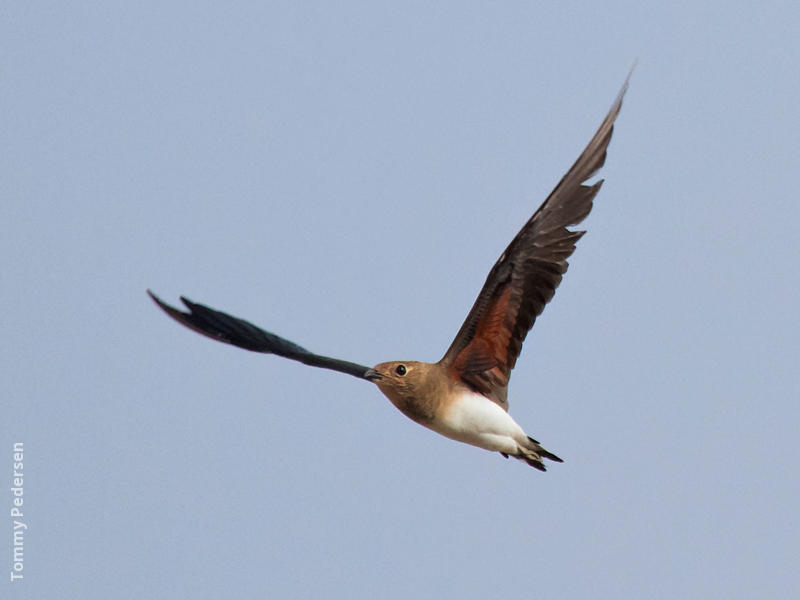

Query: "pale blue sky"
<box><xmin>3</xmin><ymin>2</ymin><xmax>798</xmax><ymax>598</ymax></box>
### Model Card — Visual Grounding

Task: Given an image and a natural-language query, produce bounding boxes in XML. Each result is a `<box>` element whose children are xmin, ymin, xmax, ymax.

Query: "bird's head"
<box><xmin>365</xmin><ymin>361</ymin><xmax>442</xmax><ymax>422</ymax></box>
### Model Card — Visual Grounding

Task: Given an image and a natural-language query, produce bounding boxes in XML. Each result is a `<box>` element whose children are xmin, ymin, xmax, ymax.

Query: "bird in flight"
<box><xmin>149</xmin><ymin>73</ymin><xmax>630</xmax><ymax>471</ymax></box>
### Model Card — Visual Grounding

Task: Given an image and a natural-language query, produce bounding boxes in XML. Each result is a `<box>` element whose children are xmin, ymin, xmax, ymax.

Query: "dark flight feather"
<box><xmin>440</xmin><ymin>73</ymin><xmax>631</xmax><ymax>408</ymax></box>
<box><xmin>147</xmin><ymin>290</ymin><xmax>373</xmax><ymax>380</ymax></box>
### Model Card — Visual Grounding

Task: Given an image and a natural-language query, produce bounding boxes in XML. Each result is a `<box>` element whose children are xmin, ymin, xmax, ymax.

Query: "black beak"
<box><xmin>364</xmin><ymin>368</ymin><xmax>382</xmax><ymax>381</ymax></box>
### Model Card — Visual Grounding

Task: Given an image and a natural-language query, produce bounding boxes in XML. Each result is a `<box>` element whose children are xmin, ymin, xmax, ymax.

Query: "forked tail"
<box><xmin>502</xmin><ymin>436</ymin><xmax>564</xmax><ymax>472</ymax></box>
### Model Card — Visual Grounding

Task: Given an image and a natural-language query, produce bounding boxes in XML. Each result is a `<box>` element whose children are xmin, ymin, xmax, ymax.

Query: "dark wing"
<box><xmin>439</xmin><ymin>73</ymin><xmax>631</xmax><ymax>408</ymax></box>
<box><xmin>148</xmin><ymin>290</ymin><xmax>373</xmax><ymax>380</ymax></box>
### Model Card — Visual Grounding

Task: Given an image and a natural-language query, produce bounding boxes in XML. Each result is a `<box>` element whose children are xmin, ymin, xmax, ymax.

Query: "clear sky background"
<box><xmin>3</xmin><ymin>2</ymin><xmax>798</xmax><ymax>598</ymax></box>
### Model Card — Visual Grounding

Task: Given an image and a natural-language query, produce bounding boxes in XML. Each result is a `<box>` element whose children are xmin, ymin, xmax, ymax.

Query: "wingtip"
<box><xmin>147</xmin><ymin>289</ymin><xmax>165</xmax><ymax>307</ymax></box>
<box><xmin>147</xmin><ymin>290</ymin><xmax>189</xmax><ymax>323</ymax></box>
<box><xmin>612</xmin><ymin>61</ymin><xmax>636</xmax><ymax>110</ymax></box>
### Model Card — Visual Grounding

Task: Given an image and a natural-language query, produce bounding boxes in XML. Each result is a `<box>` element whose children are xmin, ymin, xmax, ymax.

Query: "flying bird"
<box><xmin>149</xmin><ymin>73</ymin><xmax>630</xmax><ymax>471</ymax></box>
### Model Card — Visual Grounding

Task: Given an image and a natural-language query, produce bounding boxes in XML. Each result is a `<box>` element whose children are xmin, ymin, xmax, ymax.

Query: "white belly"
<box><xmin>430</xmin><ymin>391</ymin><xmax>527</xmax><ymax>454</ymax></box>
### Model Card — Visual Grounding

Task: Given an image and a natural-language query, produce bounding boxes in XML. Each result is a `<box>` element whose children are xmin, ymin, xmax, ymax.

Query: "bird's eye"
<box><xmin>395</xmin><ymin>364</ymin><xmax>407</xmax><ymax>376</ymax></box>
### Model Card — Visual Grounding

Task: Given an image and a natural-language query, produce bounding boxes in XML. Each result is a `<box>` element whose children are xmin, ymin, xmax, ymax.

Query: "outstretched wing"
<box><xmin>439</xmin><ymin>73</ymin><xmax>631</xmax><ymax>408</ymax></box>
<box><xmin>148</xmin><ymin>290</ymin><xmax>373</xmax><ymax>380</ymax></box>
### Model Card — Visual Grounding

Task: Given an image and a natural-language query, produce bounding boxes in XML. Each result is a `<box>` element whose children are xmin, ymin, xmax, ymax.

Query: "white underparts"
<box><xmin>432</xmin><ymin>391</ymin><xmax>528</xmax><ymax>455</ymax></box>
